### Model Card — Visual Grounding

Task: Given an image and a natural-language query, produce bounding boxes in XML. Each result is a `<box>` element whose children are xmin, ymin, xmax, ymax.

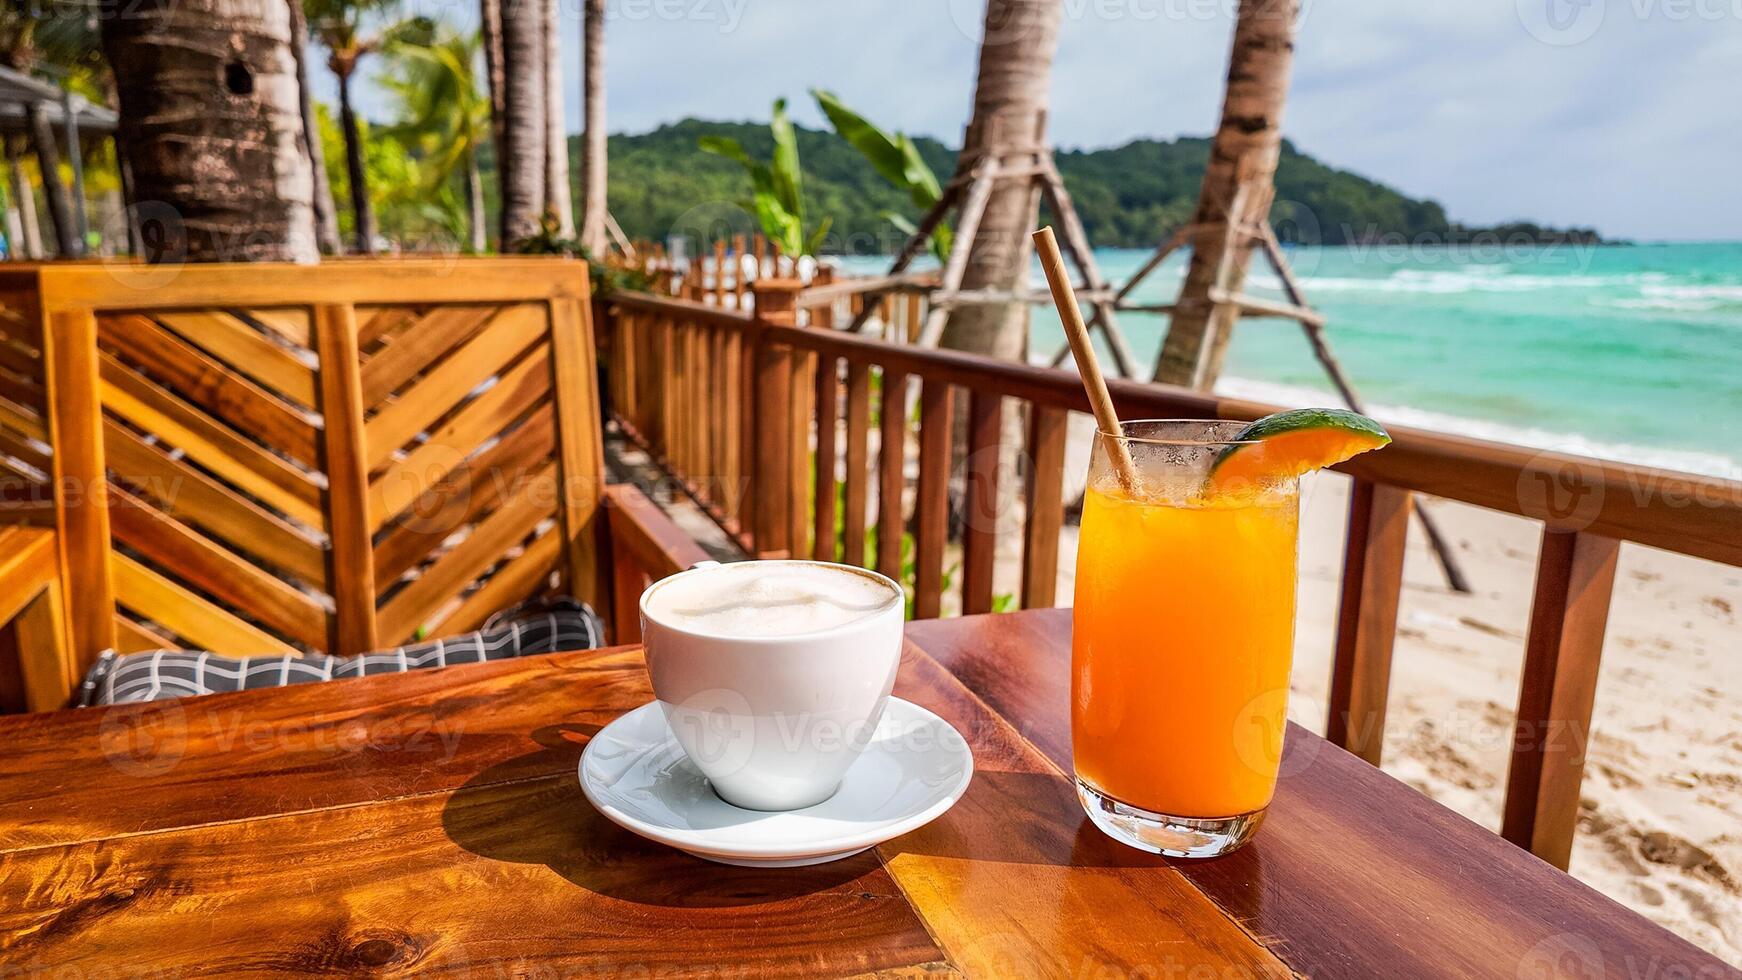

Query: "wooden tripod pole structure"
<box><xmin>1107</xmin><ymin>214</ymin><xmax>1471</xmax><ymax>593</ymax></box>
<box><xmin>845</xmin><ymin>113</ymin><xmax>1141</xmax><ymax>378</ymax></box>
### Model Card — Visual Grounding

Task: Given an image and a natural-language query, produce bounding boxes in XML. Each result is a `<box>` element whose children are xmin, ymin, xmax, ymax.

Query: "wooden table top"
<box><xmin>0</xmin><ymin>609</ymin><xmax>1728</xmax><ymax>979</ymax></box>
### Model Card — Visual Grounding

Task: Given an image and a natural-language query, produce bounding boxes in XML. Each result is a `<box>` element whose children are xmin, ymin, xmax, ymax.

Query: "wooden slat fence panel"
<box><xmin>0</xmin><ymin>260</ymin><xmax>607</xmax><ymax>689</ymax></box>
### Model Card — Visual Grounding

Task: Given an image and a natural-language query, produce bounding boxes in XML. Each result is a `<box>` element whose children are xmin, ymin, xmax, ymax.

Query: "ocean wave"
<box><xmin>1296</xmin><ymin>269</ymin><xmax>1706</xmax><ymax>295</ymax></box>
<box><xmin>1605</xmin><ymin>297</ymin><xmax>1728</xmax><ymax>313</ymax></box>
<box><xmin>1216</xmin><ymin>377</ymin><xmax>1742</xmax><ymax>481</ymax></box>
<box><xmin>1641</xmin><ymin>283</ymin><xmax>1742</xmax><ymax>300</ymax></box>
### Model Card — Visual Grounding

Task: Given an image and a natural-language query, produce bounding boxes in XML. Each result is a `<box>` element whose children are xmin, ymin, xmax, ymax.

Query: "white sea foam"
<box><xmin>1294</xmin><ymin>269</ymin><xmax>1690</xmax><ymax>295</ymax></box>
<box><xmin>1216</xmin><ymin>377</ymin><xmax>1742</xmax><ymax>481</ymax></box>
<box><xmin>1605</xmin><ymin>297</ymin><xmax>1727</xmax><ymax>313</ymax></box>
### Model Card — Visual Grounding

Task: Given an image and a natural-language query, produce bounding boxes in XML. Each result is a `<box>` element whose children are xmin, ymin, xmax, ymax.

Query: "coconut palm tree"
<box><xmin>101</xmin><ymin>0</ymin><xmax>318</xmax><ymax>262</ymax></box>
<box><xmin>304</xmin><ymin>0</ymin><xmax>428</xmax><ymax>254</ymax></box>
<box><xmin>287</xmin><ymin>0</ymin><xmax>344</xmax><ymax>255</ymax></box>
<box><xmin>497</xmin><ymin>0</ymin><xmax>546</xmax><ymax>247</ymax></box>
<box><xmin>380</xmin><ymin>28</ymin><xmax>491</xmax><ymax>251</ymax></box>
<box><xmin>542</xmin><ymin>0</ymin><xmax>574</xmax><ymax>237</ymax></box>
<box><xmin>938</xmin><ymin>0</ymin><xmax>1063</xmax><ymax>362</ymax></box>
<box><xmin>480</xmin><ymin>0</ymin><xmax>506</xmax><ymax>146</ymax></box>
<box><xmin>576</xmin><ymin>0</ymin><xmax>608</xmax><ymax>255</ymax></box>
<box><xmin>1153</xmin><ymin>0</ymin><xmax>1301</xmax><ymax>387</ymax></box>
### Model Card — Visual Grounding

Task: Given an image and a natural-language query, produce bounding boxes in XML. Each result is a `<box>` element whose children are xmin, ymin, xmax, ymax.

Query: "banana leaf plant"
<box><xmin>811</xmin><ymin>88</ymin><xmax>952</xmax><ymax>262</ymax></box>
<box><xmin>698</xmin><ymin>98</ymin><xmax>831</xmax><ymax>257</ymax></box>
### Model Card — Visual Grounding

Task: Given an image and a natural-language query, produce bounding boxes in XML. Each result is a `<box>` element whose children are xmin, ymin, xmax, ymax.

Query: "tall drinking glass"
<box><xmin>1072</xmin><ymin>420</ymin><xmax>1301</xmax><ymax>857</ymax></box>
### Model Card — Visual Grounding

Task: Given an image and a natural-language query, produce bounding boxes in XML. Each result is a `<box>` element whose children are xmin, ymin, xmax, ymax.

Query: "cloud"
<box><xmin>325</xmin><ymin>0</ymin><xmax>1739</xmax><ymax>240</ymax></box>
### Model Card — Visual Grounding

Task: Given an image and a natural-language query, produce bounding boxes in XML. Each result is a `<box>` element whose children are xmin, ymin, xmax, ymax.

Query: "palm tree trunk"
<box><xmin>100</xmin><ymin>0</ymin><xmax>317</xmax><ymax>262</ymax></box>
<box><xmin>542</xmin><ymin>0</ymin><xmax>575</xmax><ymax>237</ymax></box>
<box><xmin>577</xmin><ymin>0</ymin><xmax>607</xmax><ymax>255</ymax></box>
<box><xmin>1153</xmin><ymin>0</ymin><xmax>1299</xmax><ymax>387</ymax></box>
<box><xmin>937</xmin><ymin>0</ymin><xmax>1063</xmax><ymax>363</ymax></box>
<box><xmin>498</xmin><ymin>0</ymin><xmax>546</xmax><ymax>248</ymax></box>
<box><xmin>3</xmin><ymin>138</ymin><xmax>43</xmax><ymax>259</ymax></box>
<box><xmin>465</xmin><ymin>147</ymin><xmax>486</xmax><ymax>253</ymax></box>
<box><xmin>286</xmin><ymin>0</ymin><xmax>342</xmax><ymax>256</ymax></box>
<box><xmin>27</xmin><ymin>102</ymin><xmax>82</xmax><ymax>257</ymax></box>
<box><xmin>480</xmin><ymin>0</ymin><xmax>507</xmax><ymax>149</ymax></box>
<box><xmin>336</xmin><ymin>69</ymin><xmax>376</xmax><ymax>254</ymax></box>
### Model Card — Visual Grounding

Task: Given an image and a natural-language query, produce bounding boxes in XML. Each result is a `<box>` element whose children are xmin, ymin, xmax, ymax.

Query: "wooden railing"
<box><xmin>615</xmin><ymin>233</ymin><xmax>804</xmax><ymax>307</ymax></box>
<box><xmin>610</xmin><ymin>236</ymin><xmax>939</xmax><ymax>340</ymax></box>
<box><xmin>600</xmin><ymin>281</ymin><xmax>1742</xmax><ymax>872</ymax></box>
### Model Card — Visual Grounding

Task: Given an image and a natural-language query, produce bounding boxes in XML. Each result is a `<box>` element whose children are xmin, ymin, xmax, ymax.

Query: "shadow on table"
<box><xmin>440</xmin><ymin>724</ymin><xmax>882</xmax><ymax>909</ymax></box>
<box><xmin>876</xmin><ymin>768</ymin><xmax>1178</xmax><ymax>871</ymax></box>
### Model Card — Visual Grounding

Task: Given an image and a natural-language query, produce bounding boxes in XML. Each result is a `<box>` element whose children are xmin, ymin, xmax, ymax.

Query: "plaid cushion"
<box><xmin>79</xmin><ymin>598</ymin><xmax>604</xmax><ymax>707</ymax></box>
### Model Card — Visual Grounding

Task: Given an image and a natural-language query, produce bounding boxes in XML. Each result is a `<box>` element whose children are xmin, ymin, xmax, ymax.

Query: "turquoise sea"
<box><xmin>842</xmin><ymin>242</ymin><xmax>1742</xmax><ymax>478</ymax></box>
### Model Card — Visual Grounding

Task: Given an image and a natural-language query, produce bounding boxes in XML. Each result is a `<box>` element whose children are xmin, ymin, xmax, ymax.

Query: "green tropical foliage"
<box><xmin>697</xmin><ymin>99</ymin><xmax>831</xmax><ymax>256</ymax></box>
<box><xmin>811</xmin><ymin>89</ymin><xmax>951</xmax><ymax>261</ymax></box>
<box><xmin>315</xmin><ymin>102</ymin><xmax>452</xmax><ymax>245</ymax></box>
<box><xmin>378</xmin><ymin>26</ymin><xmax>489</xmax><ymax>247</ymax></box>
<box><xmin>584</xmin><ymin>119</ymin><xmax>1601</xmax><ymax>252</ymax></box>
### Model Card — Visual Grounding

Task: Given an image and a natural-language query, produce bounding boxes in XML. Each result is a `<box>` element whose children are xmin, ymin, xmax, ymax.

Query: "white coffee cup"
<box><xmin>639</xmin><ymin>559</ymin><xmax>906</xmax><ymax>811</ymax></box>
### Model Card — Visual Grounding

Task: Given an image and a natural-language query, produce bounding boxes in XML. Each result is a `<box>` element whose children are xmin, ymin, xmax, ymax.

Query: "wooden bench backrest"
<box><xmin>0</xmin><ymin>258</ymin><xmax>604</xmax><ymax>676</ymax></box>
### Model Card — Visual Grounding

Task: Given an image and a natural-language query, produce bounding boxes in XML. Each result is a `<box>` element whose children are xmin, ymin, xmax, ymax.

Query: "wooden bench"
<box><xmin>0</xmin><ymin>258</ymin><xmax>703</xmax><ymax>712</ymax></box>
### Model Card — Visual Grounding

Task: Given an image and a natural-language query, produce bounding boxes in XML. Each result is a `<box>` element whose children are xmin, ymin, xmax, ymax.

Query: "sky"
<box><xmin>334</xmin><ymin>0</ymin><xmax>1742</xmax><ymax>242</ymax></box>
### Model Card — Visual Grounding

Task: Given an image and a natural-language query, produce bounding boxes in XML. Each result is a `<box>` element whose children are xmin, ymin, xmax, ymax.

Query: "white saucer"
<box><xmin>579</xmin><ymin>698</ymin><xmax>974</xmax><ymax>867</ymax></box>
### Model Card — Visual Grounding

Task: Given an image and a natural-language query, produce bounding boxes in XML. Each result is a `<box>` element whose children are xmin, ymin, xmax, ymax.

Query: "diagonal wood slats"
<box><xmin>3</xmin><ymin>262</ymin><xmax>604</xmax><ymax>676</ymax></box>
<box><xmin>0</xmin><ymin>368</ymin><xmax>43</xmax><ymax>414</ymax></box>
<box><xmin>103</xmin><ymin>423</ymin><xmax>328</xmax><ymax>587</ymax></box>
<box><xmin>0</xmin><ymin>336</ymin><xmax>41</xmax><ymax>383</ymax></box>
<box><xmin>244</xmin><ymin>308</ymin><xmax>312</xmax><ymax>348</ymax></box>
<box><xmin>112</xmin><ymin>554</ymin><xmax>297</xmax><ymax>656</ymax></box>
<box><xmin>358</xmin><ymin>305</ymin><xmax>501</xmax><ymax>407</ymax></box>
<box><xmin>362</xmin><ymin>305</ymin><xmax>548</xmax><ymax>469</ymax></box>
<box><xmin>372</xmin><ymin>407</ymin><xmax>557</xmax><ymax>590</ymax></box>
<box><xmin>152</xmin><ymin>311</ymin><xmax>318</xmax><ymax>408</ymax></box>
<box><xmin>0</xmin><ymin>395</ymin><xmax>45</xmax><ymax>443</ymax></box>
<box><xmin>367</xmin><ymin>344</ymin><xmax>552</xmax><ymax>532</ymax></box>
<box><xmin>98</xmin><ymin>352</ymin><xmax>326</xmax><ymax>529</ymax></box>
<box><xmin>109</xmin><ymin>489</ymin><xmax>329</xmax><ymax>648</ymax></box>
<box><xmin>356</xmin><ymin>305</ymin><xmax>424</xmax><ymax>351</ymax></box>
<box><xmin>0</xmin><ymin>425</ymin><xmax>49</xmax><ymax>474</ymax></box>
<box><xmin>425</xmin><ymin>526</ymin><xmax>563</xmax><ymax>639</ymax></box>
<box><xmin>376</xmin><ymin>462</ymin><xmax>560</xmax><ymax>644</ymax></box>
<box><xmin>114</xmin><ymin>614</ymin><xmax>175</xmax><ymax>654</ymax></box>
<box><xmin>102</xmin><ymin>313</ymin><xmax>320</xmax><ymax>466</ymax></box>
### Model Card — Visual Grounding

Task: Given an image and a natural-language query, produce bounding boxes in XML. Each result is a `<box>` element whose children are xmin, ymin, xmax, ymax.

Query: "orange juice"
<box><xmin>1072</xmin><ymin>483</ymin><xmax>1298</xmax><ymax>819</ymax></box>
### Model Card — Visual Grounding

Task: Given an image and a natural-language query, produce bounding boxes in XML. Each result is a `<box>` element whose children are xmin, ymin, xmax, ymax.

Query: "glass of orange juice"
<box><xmin>1072</xmin><ymin>419</ymin><xmax>1300</xmax><ymax>857</ymax></box>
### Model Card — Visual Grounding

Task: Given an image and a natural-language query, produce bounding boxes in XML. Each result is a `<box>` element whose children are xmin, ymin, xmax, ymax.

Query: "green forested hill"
<box><xmin>578</xmin><ymin>118</ymin><xmax>1600</xmax><ymax>252</ymax></box>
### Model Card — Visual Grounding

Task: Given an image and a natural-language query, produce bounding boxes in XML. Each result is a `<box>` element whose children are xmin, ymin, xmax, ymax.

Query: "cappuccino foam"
<box><xmin>647</xmin><ymin>563</ymin><xmax>896</xmax><ymax>637</ymax></box>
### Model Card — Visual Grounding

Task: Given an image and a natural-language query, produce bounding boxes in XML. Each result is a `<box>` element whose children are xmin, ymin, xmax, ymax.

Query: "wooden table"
<box><xmin>0</xmin><ymin>610</ymin><xmax>1728</xmax><ymax>978</ymax></box>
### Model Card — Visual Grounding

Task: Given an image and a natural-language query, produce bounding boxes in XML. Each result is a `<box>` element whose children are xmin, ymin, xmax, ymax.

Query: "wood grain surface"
<box><xmin>0</xmin><ymin>611</ymin><xmax>1728</xmax><ymax>978</ymax></box>
<box><xmin>905</xmin><ymin>610</ymin><xmax>1733</xmax><ymax>980</ymax></box>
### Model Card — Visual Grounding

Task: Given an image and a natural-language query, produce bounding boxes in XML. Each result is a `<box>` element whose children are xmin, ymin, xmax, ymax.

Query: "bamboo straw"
<box><xmin>1032</xmin><ymin>226</ymin><xmax>1140</xmax><ymax>494</ymax></box>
